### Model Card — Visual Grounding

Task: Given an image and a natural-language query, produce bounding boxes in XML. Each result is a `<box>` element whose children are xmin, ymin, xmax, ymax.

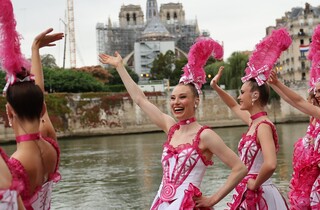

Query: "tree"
<box><xmin>150</xmin><ymin>50</ymin><xmax>175</xmax><ymax>80</ymax></box>
<box><xmin>0</xmin><ymin>70</ymin><xmax>6</xmax><ymax>89</ymax></box>
<box><xmin>225</xmin><ymin>52</ymin><xmax>249</xmax><ymax>89</ymax></box>
<box><xmin>204</xmin><ymin>61</ymin><xmax>227</xmax><ymax>88</ymax></box>
<box><xmin>43</xmin><ymin>68</ymin><xmax>105</xmax><ymax>93</ymax></box>
<box><xmin>108</xmin><ymin>65</ymin><xmax>139</xmax><ymax>85</ymax></box>
<box><xmin>170</xmin><ymin>57</ymin><xmax>188</xmax><ymax>86</ymax></box>
<box><xmin>41</xmin><ymin>54</ymin><xmax>58</xmax><ymax>68</ymax></box>
<box><xmin>76</xmin><ymin>65</ymin><xmax>112</xmax><ymax>83</ymax></box>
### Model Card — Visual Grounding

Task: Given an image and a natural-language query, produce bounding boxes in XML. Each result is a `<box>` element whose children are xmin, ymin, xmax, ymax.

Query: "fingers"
<box><xmin>218</xmin><ymin>66</ymin><xmax>224</xmax><ymax>75</ymax></box>
<box><xmin>210</xmin><ymin>66</ymin><xmax>224</xmax><ymax>88</ymax></box>
<box><xmin>36</xmin><ymin>28</ymin><xmax>53</xmax><ymax>39</ymax></box>
<box><xmin>98</xmin><ymin>54</ymin><xmax>110</xmax><ymax>64</ymax></box>
<box><xmin>44</xmin><ymin>28</ymin><xmax>54</xmax><ymax>34</ymax></box>
<box><xmin>115</xmin><ymin>51</ymin><xmax>122</xmax><ymax>59</ymax></box>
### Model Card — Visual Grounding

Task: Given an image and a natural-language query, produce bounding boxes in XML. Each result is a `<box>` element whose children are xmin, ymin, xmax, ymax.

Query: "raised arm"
<box><xmin>31</xmin><ymin>28</ymin><xmax>63</xmax><ymax>140</ymax></box>
<box><xmin>269</xmin><ymin>69</ymin><xmax>320</xmax><ymax>119</ymax></box>
<box><xmin>194</xmin><ymin>130</ymin><xmax>247</xmax><ymax>207</ymax></box>
<box><xmin>99</xmin><ymin>52</ymin><xmax>175</xmax><ymax>133</ymax></box>
<box><xmin>210</xmin><ymin>66</ymin><xmax>250</xmax><ymax>125</ymax></box>
<box><xmin>31</xmin><ymin>28</ymin><xmax>63</xmax><ymax>91</ymax></box>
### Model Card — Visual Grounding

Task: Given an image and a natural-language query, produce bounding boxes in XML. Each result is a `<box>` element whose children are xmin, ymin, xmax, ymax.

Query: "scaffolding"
<box><xmin>96</xmin><ymin>21</ymin><xmax>199</xmax><ymax>60</ymax></box>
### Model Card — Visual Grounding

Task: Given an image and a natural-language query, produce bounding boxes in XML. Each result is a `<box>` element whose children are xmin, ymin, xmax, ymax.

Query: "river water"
<box><xmin>2</xmin><ymin>122</ymin><xmax>308</xmax><ymax>209</ymax></box>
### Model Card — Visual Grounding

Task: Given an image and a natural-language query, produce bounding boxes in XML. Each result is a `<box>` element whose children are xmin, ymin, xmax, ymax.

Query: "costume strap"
<box><xmin>16</xmin><ymin>132</ymin><xmax>40</xmax><ymax>143</ymax></box>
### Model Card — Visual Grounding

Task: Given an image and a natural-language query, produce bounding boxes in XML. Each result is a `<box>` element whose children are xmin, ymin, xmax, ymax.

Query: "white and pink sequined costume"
<box><xmin>151</xmin><ymin>123</ymin><xmax>212</xmax><ymax>210</ymax></box>
<box><xmin>0</xmin><ymin>148</ymin><xmax>22</xmax><ymax>210</ymax></box>
<box><xmin>289</xmin><ymin>118</ymin><xmax>320</xmax><ymax>209</ymax></box>
<box><xmin>228</xmin><ymin>121</ymin><xmax>288</xmax><ymax>209</ymax></box>
<box><xmin>8</xmin><ymin>136</ymin><xmax>61</xmax><ymax>210</ymax></box>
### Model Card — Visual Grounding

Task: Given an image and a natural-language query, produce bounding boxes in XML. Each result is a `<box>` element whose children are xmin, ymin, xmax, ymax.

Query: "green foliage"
<box><xmin>108</xmin><ymin>66</ymin><xmax>139</xmax><ymax>85</ymax></box>
<box><xmin>0</xmin><ymin>71</ymin><xmax>6</xmax><ymax>89</ymax></box>
<box><xmin>204</xmin><ymin>61</ymin><xmax>227</xmax><ymax>88</ymax></box>
<box><xmin>43</xmin><ymin>67</ymin><xmax>105</xmax><ymax>93</ymax></box>
<box><xmin>150</xmin><ymin>50</ymin><xmax>175</xmax><ymax>80</ymax></box>
<box><xmin>41</xmin><ymin>54</ymin><xmax>58</xmax><ymax>68</ymax></box>
<box><xmin>225</xmin><ymin>52</ymin><xmax>249</xmax><ymax>89</ymax></box>
<box><xmin>108</xmin><ymin>84</ymin><xmax>126</xmax><ymax>92</ymax></box>
<box><xmin>170</xmin><ymin>57</ymin><xmax>188</xmax><ymax>86</ymax></box>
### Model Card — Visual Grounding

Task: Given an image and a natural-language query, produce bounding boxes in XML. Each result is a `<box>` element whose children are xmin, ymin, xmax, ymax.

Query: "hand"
<box><xmin>210</xmin><ymin>66</ymin><xmax>224</xmax><ymax>89</ymax></box>
<box><xmin>32</xmin><ymin>28</ymin><xmax>64</xmax><ymax>50</ymax></box>
<box><xmin>193</xmin><ymin>195</ymin><xmax>216</xmax><ymax>208</ymax></box>
<box><xmin>99</xmin><ymin>52</ymin><xmax>123</xmax><ymax>68</ymax></box>
<box><xmin>247</xmin><ymin>178</ymin><xmax>257</xmax><ymax>190</ymax></box>
<box><xmin>267</xmin><ymin>69</ymin><xmax>279</xmax><ymax>85</ymax></box>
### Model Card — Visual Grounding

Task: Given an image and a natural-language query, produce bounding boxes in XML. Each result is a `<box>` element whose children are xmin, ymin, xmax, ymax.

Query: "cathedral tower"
<box><xmin>146</xmin><ymin>0</ymin><xmax>159</xmax><ymax>23</ymax></box>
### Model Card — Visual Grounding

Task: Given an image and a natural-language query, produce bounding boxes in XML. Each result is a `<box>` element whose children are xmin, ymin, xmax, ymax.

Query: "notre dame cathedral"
<box><xmin>96</xmin><ymin>0</ymin><xmax>203</xmax><ymax>72</ymax></box>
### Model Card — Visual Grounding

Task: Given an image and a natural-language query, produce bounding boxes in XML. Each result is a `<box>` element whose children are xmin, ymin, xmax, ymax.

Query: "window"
<box><xmin>302</xmin><ymin>72</ymin><xmax>306</xmax><ymax>80</ymax></box>
<box><xmin>174</xmin><ymin>12</ymin><xmax>177</xmax><ymax>19</ymax></box>
<box><xmin>298</xmin><ymin>29</ymin><xmax>305</xmax><ymax>36</ymax></box>
<box><xmin>133</xmin><ymin>13</ymin><xmax>136</xmax><ymax>22</ymax></box>
<box><xmin>167</xmin><ymin>12</ymin><xmax>170</xmax><ymax>20</ymax></box>
<box><xmin>126</xmin><ymin>13</ymin><xmax>130</xmax><ymax>22</ymax></box>
<box><xmin>301</xmin><ymin>61</ymin><xmax>306</xmax><ymax>70</ymax></box>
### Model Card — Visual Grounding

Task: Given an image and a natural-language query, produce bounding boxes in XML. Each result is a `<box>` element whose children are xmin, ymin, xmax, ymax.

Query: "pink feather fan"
<box><xmin>308</xmin><ymin>24</ymin><xmax>320</xmax><ymax>92</ymax></box>
<box><xmin>241</xmin><ymin>28</ymin><xmax>292</xmax><ymax>86</ymax></box>
<box><xmin>179</xmin><ymin>37</ymin><xmax>224</xmax><ymax>93</ymax></box>
<box><xmin>0</xmin><ymin>0</ymin><xmax>30</xmax><ymax>77</ymax></box>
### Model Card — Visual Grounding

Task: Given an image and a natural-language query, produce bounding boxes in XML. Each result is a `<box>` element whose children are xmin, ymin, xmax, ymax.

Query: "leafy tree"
<box><xmin>204</xmin><ymin>61</ymin><xmax>227</xmax><ymax>88</ymax></box>
<box><xmin>0</xmin><ymin>71</ymin><xmax>6</xmax><ymax>89</ymax></box>
<box><xmin>150</xmin><ymin>50</ymin><xmax>175</xmax><ymax>80</ymax></box>
<box><xmin>41</xmin><ymin>54</ymin><xmax>58</xmax><ymax>68</ymax></box>
<box><xmin>43</xmin><ymin>68</ymin><xmax>105</xmax><ymax>93</ymax></box>
<box><xmin>76</xmin><ymin>65</ymin><xmax>112</xmax><ymax>83</ymax></box>
<box><xmin>225</xmin><ymin>52</ymin><xmax>249</xmax><ymax>89</ymax></box>
<box><xmin>170</xmin><ymin>57</ymin><xmax>188</xmax><ymax>86</ymax></box>
<box><xmin>108</xmin><ymin>65</ymin><xmax>139</xmax><ymax>85</ymax></box>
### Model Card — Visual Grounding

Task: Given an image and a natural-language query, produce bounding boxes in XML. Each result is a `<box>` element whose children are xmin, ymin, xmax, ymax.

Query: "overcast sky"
<box><xmin>10</xmin><ymin>0</ymin><xmax>320</xmax><ymax>68</ymax></box>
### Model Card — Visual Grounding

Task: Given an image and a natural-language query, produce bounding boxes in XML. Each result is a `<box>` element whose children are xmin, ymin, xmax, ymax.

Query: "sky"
<box><xmin>10</xmin><ymin>0</ymin><xmax>320</xmax><ymax>68</ymax></box>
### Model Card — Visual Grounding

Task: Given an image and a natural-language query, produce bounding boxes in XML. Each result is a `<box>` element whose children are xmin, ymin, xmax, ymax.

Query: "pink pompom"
<box><xmin>241</xmin><ymin>28</ymin><xmax>292</xmax><ymax>86</ymax></box>
<box><xmin>179</xmin><ymin>37</ymin><xmax>224</xmax><ymax>93</ymax></box>
<box><xmin>308</xmin><ymin>24</ymin><xmax>320</xmax><ymax>91</ymax></box>
<box><xmin>0</xmin><ymin>0</ymin><xmax>30</xmax><ymax>76</ymax></box>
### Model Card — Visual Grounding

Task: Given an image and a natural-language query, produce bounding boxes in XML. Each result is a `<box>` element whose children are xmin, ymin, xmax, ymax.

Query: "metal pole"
<box><xmin>60</xmin><ymin>18</ymin><xmax>67</xmax><ymax>69</ymax></box>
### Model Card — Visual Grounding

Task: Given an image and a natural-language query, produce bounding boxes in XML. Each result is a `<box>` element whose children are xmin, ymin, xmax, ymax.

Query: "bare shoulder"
<box><xmin>256</xmin><ymin>120</ymin><xmax>274</xmax><ymax>133</ymax></box>
<box><xmin>199</xmin><ymin>128</ymin><xmax>222</xmax><ymax>145</ymax></box>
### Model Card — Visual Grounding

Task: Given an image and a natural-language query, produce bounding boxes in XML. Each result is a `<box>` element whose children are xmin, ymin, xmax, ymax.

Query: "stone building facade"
<box><xmin>96</xmin><ymin>0</ymin><xmax>200</xmax><ymax>72</ymax></box>
<box><xmin>266</xmin><ymin>3</ymin><xmax>320</xmax><ymax>86</ymax></box>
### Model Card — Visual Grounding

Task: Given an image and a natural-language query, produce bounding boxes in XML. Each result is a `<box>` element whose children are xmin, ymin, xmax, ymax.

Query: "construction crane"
<box><xmin>67</xmin><ymin>0</ymin><xmax>76</xmax><ymax>68</ymax></box>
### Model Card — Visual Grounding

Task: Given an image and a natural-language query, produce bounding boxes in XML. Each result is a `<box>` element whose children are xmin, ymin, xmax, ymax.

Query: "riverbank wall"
<box><xmin>0</xmin><ymin>88</ymin><xmax>309</xmax><ymax>142</ymax></box>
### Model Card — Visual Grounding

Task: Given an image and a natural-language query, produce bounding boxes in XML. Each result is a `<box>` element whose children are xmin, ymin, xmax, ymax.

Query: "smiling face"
<box><xmin>170</xmin><ymin>84</ymin><xmax>199</xmax><ymax>120</ymax></box>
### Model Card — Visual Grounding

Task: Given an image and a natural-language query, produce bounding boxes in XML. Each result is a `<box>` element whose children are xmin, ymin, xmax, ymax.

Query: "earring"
<box><xmin>251</xmin><ymin>100</ymin><xmax>255</xmax><ymax>106</ymax></box>
<box><xmin>194</xmin><ymin>104</ymin><xmax>197</xmax><ymax>108</ymax></box>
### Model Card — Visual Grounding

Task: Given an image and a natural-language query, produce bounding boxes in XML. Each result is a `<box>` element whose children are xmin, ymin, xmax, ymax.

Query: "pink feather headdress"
<box><xmin>308</xmin><ymin>24</ymin><xmax>320</xmax><ymax>93</ymax></box>
<box><xmin>241</xmin><ymin>28</ymin><xmax>292</xmax><ymax>86</ymax></box>
<box><xmin>179</xmin><ymin>37</ymin><xmax>223</xmax><ymax>94</ymax></box>
<box><xmin>0</xmin><ymin>0</ymin><xmax>31</xmax><ymax>91</ymax></box>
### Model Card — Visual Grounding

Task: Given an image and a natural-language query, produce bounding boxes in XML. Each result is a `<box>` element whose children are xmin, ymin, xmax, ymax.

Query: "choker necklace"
<box><xmin>178</xmin><ymin>117</ymin><xmax>196</xmax><ymax>125</ymax></box>
<box><xmin>16</xmin><ymin>132</ymin><xmax>40</xmax><ymax>143</ymax></box>
<box><xmin>250</xmin><ymin>111</ymin><xmax>267</xmax><ymax>121</ymax></box>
